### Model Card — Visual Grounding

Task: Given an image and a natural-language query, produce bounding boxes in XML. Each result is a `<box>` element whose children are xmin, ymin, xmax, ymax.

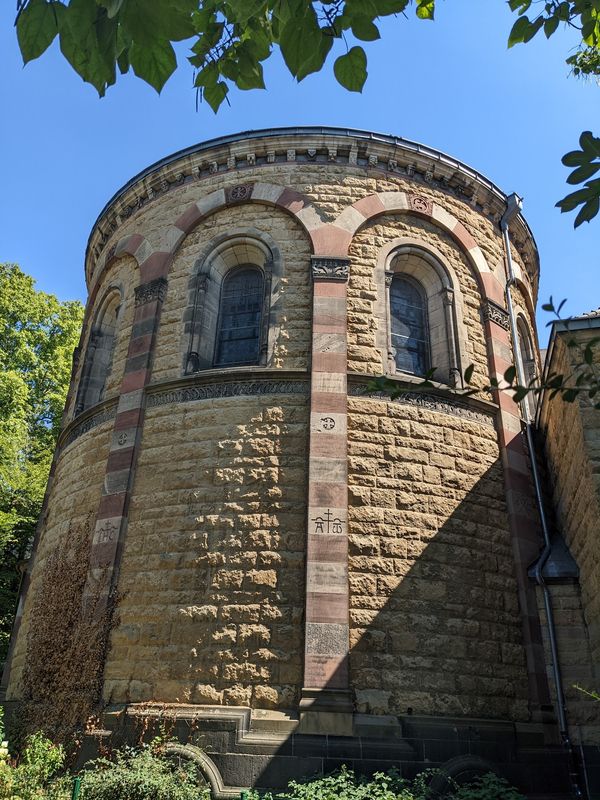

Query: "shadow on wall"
<box><xmin>149</xmin><ymin>459</ymin><xmax>575</xmax><ymax>797</ymax></box>
<box><xmin>251</xmin><ymin>461</ymin><xmax>568</xmax><ymax>795</ymax></box>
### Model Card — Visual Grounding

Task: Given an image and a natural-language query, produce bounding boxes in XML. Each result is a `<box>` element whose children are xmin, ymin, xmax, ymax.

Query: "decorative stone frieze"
<box><xmin>482</xmin><ymin>299</ymin><xmax>510</xmax><ymax>331</ymax></box>
<box><xmin>134</xmin><ymin>277</ymin><xmax>168</xmax><ymax>307</ymax></box>
<box><xmin>311</xmin><ymin>257</ymin><xmax>350</xmax><ymax>282</ymax></box>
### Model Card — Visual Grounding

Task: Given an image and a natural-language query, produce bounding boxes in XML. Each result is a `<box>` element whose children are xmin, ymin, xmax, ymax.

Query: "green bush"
<box><xmin>244</xmin><ymin>765</ymin><xmax>526</xmax><ymax>800</ymax></box>
<box><xmin>0</xmin><ymin>711</ymin><xmax>70</xmax><ymax>800</ymax></box>
<box><xmin>79</xmin><ymin>742</ymin><xmax>210</xmax><ymax>800</ymax></box>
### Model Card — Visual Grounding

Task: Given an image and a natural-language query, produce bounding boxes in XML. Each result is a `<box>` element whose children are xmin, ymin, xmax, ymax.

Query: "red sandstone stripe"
<box><xmin>106</xmin><ymin>447</ymin><xmax>136</xmax><ymax>472</ymax></box>
<box><xmin>311</xmin><ymin>434</ymin><xmax>346</xmax><ymax>459</ymax></box>
<box><xmin>97</xmin><ymin>492</ymin><xmax>127</xmax><ymax>519</ymax></box>
<box><xmin>309</xmin><ymin>483</ymin><xmax>347</xmax><ymax>507</ymax></box>
<box><xmin>127</xmin><ymin>333</ymin><xmax>154</xmax><ymax>357</ymax></box>
<box><xmin>121</xmin><ymin>369</ymin><xmax>149</xmax><ymax>393</ymax></box>
<box><xmin>314</xmin><ymin>281</ymin><xmax>348</xmax><ymax>299</ymax></box>
<box><xmin>140</xmin><ymin>252</ymin><xmax>170</xmax><ymax>282</ymax></box>
<box><xmin>307</xmin><ymin>536</ymin><xmax>348</xmax><ymax>561</ymax></box>
<box><xmin>306</xmin><ymin>592</ymin><xmax>349</xmax><ymax>623</ymax></box>
<box><xmin>310</xmin><ymin>393</ymin><xmax>347</xmax><ymax>413</ymax></box>
<box><xmin>312</xmin><ymin>353</ymin><xmax>347</xmax><ymax>373</ymax></box>
<box><xmin>114</xmin><ymin>408</ymin><xmax>143</xmax><ymax>430</ymax></box>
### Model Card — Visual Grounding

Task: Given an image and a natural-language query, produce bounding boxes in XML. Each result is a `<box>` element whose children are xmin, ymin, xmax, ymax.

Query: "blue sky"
<box><xmin>1</xmin><ymin>2</ymin><xmax>598</xmax><ymax>345</ymax></box>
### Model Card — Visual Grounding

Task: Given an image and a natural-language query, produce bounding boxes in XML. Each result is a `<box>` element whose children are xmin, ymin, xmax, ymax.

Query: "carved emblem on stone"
<box><xmin>388</xmin><ymin>158</ymin><xmax>397</xmax><ymax>171</ymax></box>
<box><xmin>321</xmin><ymin>417</ymin><xmax>335</xmax><ymax>430</ymax></box>
<box><xmin>227</xmin><ymin>156</ymin><xmax>236</xmax><ymax>169</ymax></box>
<box><xmin>409</xmin><ymin>194</ymin><xmax>433</xmax><ymax>215</ymax></box>
<box><xmin>118</xmin><ymin>433</ymin><xmax>128</xmax><ymax>446</ymax></box>
<box><xmin>209</xmin><ymin>161</ymin><xmax>218</xmax><ymax>174</ymax></box>
<box><xmin>266</xmin><ymin>151</ymin><xmax>275</xmax><ymax>163</ymax></box>
<box><xmin>406</xmin><ymin>164</ymin><xmax>415</xmax><ymax>177</ymax></box>
<box><xmin>311</xmin><ymin>257</ymin><xmax>350</xmax><ymax>282</ymax></box>
<box><xmin>424</xmin><ymin>168</ymin><xmax>434</xmax><ymax>184</ymax></box>
<box><xmin>311</xmin><ymin>509</ymin><xmax>344</xmax><ymax>535</ymax></box>
<box><xmin>97</xmin><ymin>520</ymin><xmax>118</xmax><ymax>544</ymax></box>
<box><xmin>368</xmin><ymin>154</ymin><xmax>378</xmax><ymax>166</ymax></box>
<box><xmin>246</xmin><ymin>153</ymin><xmax>256</xmax><ymax>166</ymax></box>
<box><xmin>328</xmin><ymin>148</ymin><xmax>337</xmax><ymax>161</ymax></box>
<box><xmin>134</xmin><ymin>277</ymin><xmax>168</xmax><ymax>307</ymax></box>
<box><xmin>226</xmin><ymin>184</ymin><xmax>252</xmax><ymax>203</ymax></box>
<box><xmin>287</xmin><ymin>149</ymin><xmax>296</xmax><ymax>162</ymax></box>
<box><xmin>307</xmin><ymin>148</ymin><xmax>317</xmax><ymax>160</ymax></box>
<box><xmin>481</xmin><ymin>300</ymin><xmax>510</xmax><ymax>331</ymax></box>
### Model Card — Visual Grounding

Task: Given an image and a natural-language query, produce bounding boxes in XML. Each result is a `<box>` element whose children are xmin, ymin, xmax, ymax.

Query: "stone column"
<box><xmin>82</xmin><ymin>277</ymin><xmax>168</xmax><ymax>618</ymax></box>
<box><xmin>299</xmin><ymin>256</ymin><xmax>353</xmax><ymax>735</ymax></box>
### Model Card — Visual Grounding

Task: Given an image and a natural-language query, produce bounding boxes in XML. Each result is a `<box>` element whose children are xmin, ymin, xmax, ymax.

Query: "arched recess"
<box><xmin>74</xmin><ymin>285</ymin><xmax>123</xmax><ymax>415</ymax></box>
<box><xmin>321</xmin><ymin>191</ymin><xmax>499</xmax><ymax>303</ymax></box>
<box><xmin>516</xmin><ymin>314</ymin><xmax>538</xmax><ymax>421</ymax></box>
<box><xmin>183</xmin><ymin>229</ymin><xmax>283</xmax><ymax>372</ymax></box>
<box><xmin>168</xmin><ymin>182</ymin><xmax>323</xmax><ymax>264</ymax></box>
<box><xmin>88</xmin><ymin>233</ymin><xmax>151</xmax><ymax>293</ymax></box>
<box><xmin>374</xmin><ymin>238</ymin><xmax>468</xmax><ymax>386</ymax></box>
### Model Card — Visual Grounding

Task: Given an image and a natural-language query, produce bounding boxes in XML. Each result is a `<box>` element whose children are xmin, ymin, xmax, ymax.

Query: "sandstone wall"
<box><xmin>7</xmin><ymin>419</ymin><xmax>113</xmax><ymax>694</ymax></box>
<box><xmin>347</xmin><ymin>396</ymin><xmax>529</xmax><ymax>720</ymax></box>
<box><xmin>540</xmin><ymin>331</ymin><xmax>600</xmax><ymax>739</ymax></box>
<box><xmin>103</xmin><ymin>392</ymin><xmax>309</xmax><ymax>710</ymax></box>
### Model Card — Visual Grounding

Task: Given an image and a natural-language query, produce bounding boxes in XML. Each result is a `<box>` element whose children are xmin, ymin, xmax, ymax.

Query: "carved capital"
<box><xmin>385</xmin><ymin>271</ymin><xmax>394</xmax><ymax>288</ymax></box>
<box><xmin>311</xmin><ymin>257</ymin><xmax>350</xmax><ymax>282</ymax></box>
<box><xmin>481</xmin><ymin>299</ymin><xmax>510</xmax><ymax>331</ymax></box>
<box><xmin>134</xmin><ymin>277</ymin><xmax>168</xmax><ymax>307</ymax></box>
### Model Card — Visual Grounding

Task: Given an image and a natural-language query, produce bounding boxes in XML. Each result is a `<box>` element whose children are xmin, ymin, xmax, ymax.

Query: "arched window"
<box><xmin>214</xmin><ymin>267</ymin><xmax>264</xmax><ymax>367</ymax></box>
<box><xmin>389</xmin><ymin>275</ymin><xmax>430</xmax><ymax>377</ymax></box>
<box><xmin>383</xmin><ymin>245</ymin><xmax>464</xmax><ymax>387</ymax></box>
<box><xmin>75</xmin><ymin>289</ymin><xmax>122</xmax><ymax>414</ymax></box>
<box><xmin>517</xmin><ymin>317</ymin><xmax>537</xmax><ymax>420</ymax></box>
<box><xmin>184</xmin><ymin>233</ymin><xmax>280</xmax><ymax>374</ymax></box>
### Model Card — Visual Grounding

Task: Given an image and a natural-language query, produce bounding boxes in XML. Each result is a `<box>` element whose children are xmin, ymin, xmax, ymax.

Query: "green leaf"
<box><xmin>346</xmin><ymin>0</ymin><xmax>409</xmax><ymax>15</ymax></box>
<box><xmin>17</xmin><ymin>0</ymin><xmax>65</xmax><ymax>64</ymax></box>
<box><xmin>562</xmin><ymin>149</ymin><xmax>588</xmax><ymax>167</ymax></box>
<box><xmin>580</xmin><ymin>130</ymin><xmax>600</xmax><ymax>157</ymax></box>
<box><xmin>544</xmin><ymin>15</ymin><xmax>559</xmax><ymax>38</ymax></box>
<box><xmin>513</xmin><ymin>386</ymin><xmax>530</xmax><ymax>402</ymax></box>
<box><xmin>574</xmin><ymin>194</ymin><xmax>600</xmax><ymax>226</ymax></box>
<box><xmin>463</xmin><ymin>364</ymin><xmax>475</xmax><ymax>384</ymax></box>
<box><xmin>334</xmin><ymin>46</ymin><xmax>367</xmax><ymax>92</ymax></box>
<box><xmin>99</xmin><ymin>0</ymin><xmax>124</xmax><ymax>18</ymax></box>
<box><xmin>567</xmin><ymin>161</ymin><xmax>600</xmax><ymax>185</ymax></box>
<box><xmin>225</xmin><ymin>0</ymin><xmax>267</xmax><ymax>24</ymax></box>
<box><xmin>556</xmin><ymin>185</ymin><xmax>599</xmax><ymax>212</ymax></box>
<box><xmin>416</xmin><ymin>0</ymin><xmax>434</xmax><ymax>20</ymax></box>
<box><xmin>203</xmin><ymin>80</ymin><xmax>229</xmax><ymax>112</ymax></box>
<box><xmin>59</xmin><ymin>0</ymin><xmax>115</xmax><ymax>95</ymax></box>
<box><xmin>504</xmin><ymin>365</ymin><xmax>517</xmax><ymax>384</ymax></box>
<box><xmin>508</xmin><ymin>15</ymin><xmax>532</xmax><ymax>46</ymax></box>
<box><xmin>234</xmin><ymin>54</ymin><xmax>265</xmax><ymax>90</ymax></box>
<box><xmin>130</xmin><ymin>38</ymin><xmax>177</xmax><ymax>92</ymax></box>
<box><xmin>351</xmin><ymin>17</ymin><xmax>381</xmax><ymax>41</ymax></box>
<box><xmin>121</xmin><ymin>0</ymin><xmax>196</xmax><ymax>45</ymax></box>
<box><xmin>508</xmin><ymin>0</ymin><xmax>532</xmax><ymax>11</ymax></box>
<box><xmin>278</xmin><ymin>8</ymin><xmax>333</xmax><ymax>82</ymax></box>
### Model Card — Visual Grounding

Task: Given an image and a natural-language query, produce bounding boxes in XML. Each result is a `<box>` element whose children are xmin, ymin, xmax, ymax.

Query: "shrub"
<box><xmin>0</xmin><ymin>709</ymin><xmax>70</xmax><ymax>800</ymax></box>
<box><xmin>79</xmin><ymin>742</ymin><xmax>210</xmax><ymax>800</ymax></box>
<box><xmin>243</xmin><ymin>766</ymin><xmax>526</xmax><ymax>800</ymax></box>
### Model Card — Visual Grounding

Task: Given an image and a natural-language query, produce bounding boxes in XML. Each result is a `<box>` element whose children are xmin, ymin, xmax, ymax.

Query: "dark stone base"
<box><xmin>2</xmin><ymin>700</ymin><xmax>586</xmax><ymax>798</ymax></box>
<box><xmin>69</xmin><ymin>704</ymin><xmax>585</xmax><ymax>799</ymax></box>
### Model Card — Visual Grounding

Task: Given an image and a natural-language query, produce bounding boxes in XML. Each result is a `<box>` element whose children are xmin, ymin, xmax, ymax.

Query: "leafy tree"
<box><xmin>0</xmin><ymin>264</ymin><xmax>83</xmax><ymax>660</ymax></box>
<box><xmin>12</xmin><ymin>0</ymin><xmax>600</xmax><ymax>226</ymax></box>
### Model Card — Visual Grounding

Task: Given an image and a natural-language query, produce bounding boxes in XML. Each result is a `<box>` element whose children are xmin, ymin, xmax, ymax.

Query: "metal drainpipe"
<box><xmin>500</xmin><ymin>195</ymin><xmax>582</xmax><ymax>797</ymax></box>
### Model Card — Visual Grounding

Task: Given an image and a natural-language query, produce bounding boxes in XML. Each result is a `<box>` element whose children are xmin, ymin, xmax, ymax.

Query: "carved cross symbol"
<box><xmin>321</xmin><ymin>417</ymin><xmax>335</xmax><ymax>430</ymax></box>
<box><xmin>311</xmin><ymin>509</ymin><xmax>344</xmax><ymax>535</ymax></box>
<box><xmin>118</xmin><ymin>433</ymin><xmax>128</xmax><ymax>445</ymax></box>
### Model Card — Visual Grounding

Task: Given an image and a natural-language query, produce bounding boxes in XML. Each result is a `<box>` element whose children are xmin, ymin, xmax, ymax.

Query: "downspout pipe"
<box><xmin>500</xmin><ymin>196</ymin><xmax>581</xmax><ymax>795</ymax></box>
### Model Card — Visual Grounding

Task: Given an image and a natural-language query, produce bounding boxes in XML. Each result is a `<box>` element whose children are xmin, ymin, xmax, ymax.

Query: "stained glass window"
<box><xmin>214</xmin><ymin>267</ymin><xmax>264</xmax><ymax>367</ymax></box>
<box><xmin>390</xmin><ymin>276</ymin><xmax>430</xmax><ymax>376</ymax></box>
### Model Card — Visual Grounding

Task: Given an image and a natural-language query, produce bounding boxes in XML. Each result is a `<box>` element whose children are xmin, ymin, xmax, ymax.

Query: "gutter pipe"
<box><xmin>500</xmin><ymin>195</ymin><xmax>582</xmax><ymax>797</ymax></box>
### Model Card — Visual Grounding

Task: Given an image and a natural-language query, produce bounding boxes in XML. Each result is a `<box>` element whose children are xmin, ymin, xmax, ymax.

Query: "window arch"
<box><xmin>75</xmin><ymin>287</ymin><xmax>122</xmax><ymax>414</ymax></box>
<box><xmin>389</xmin><ymin>275</ymin><xmax>430</xmax><ymax>377</ymax></box>
<box><xmin>184</xmin><ymin>232</ymin><xmax>281</xmax><ymax>374</ymax></box>
<box><xmin>384</xmin><ymin>245</ymin><xmax>462</xmax><ymax>386</ymax></box>
<box><xmin>517</xmin><ymin>316</ymin><xmax>537</xmax><ymax>420</ymax></box>
<box><xmin>214</xmin><ymin>266</ymin><xmax>265</xmax><ymax>367</ymax></box>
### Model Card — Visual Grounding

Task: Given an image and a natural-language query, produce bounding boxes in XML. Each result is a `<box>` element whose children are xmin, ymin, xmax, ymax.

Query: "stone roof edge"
<box><xmin>85</xmin><ymin>126</ymin><xmax>540</xmax><ymax>288</ymax></box>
